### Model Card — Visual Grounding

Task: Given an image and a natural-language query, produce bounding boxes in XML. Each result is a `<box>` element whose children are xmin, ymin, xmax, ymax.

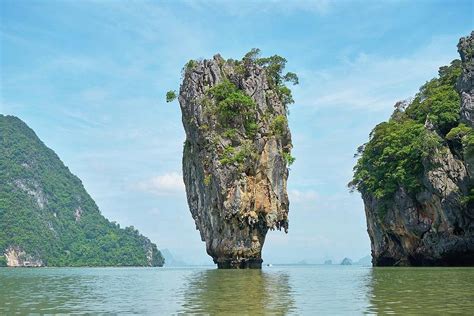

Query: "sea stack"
<box><xmin>351</xmin><ymin>32</ymin><xmax>474</xmax><ymax>266</ymax></box>
<box><xmin>178</xmin><ymin>51</ymin><xmax>295</xmax><ymax>268</ymax></box>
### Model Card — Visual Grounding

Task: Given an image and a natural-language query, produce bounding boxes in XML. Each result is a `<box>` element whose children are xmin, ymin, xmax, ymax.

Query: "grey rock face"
<box><xmin>458</xmin><ymin>32</ymin><xmax>474</xmax><ymax>177</ymax></box>
<box><xmin>458</xmin><ymin>31</ymin><xmax>474</xmax><ymax>128</ymax></box>
<box><xmin>364</xmin><ymin>148</ymin><xmax>473</xmax><ymax>266</ymax></box>
<box><xmin>340</xmin><ymin>258</ymin><xmax>352</xmax><ymax>265</ymax></box>
<box><xmin>179</xmin><ymin>55</ymin><xmax>292</xmax><ymax>268</ymax></box>
<box><xmin>4</xmin><ymin>246</ymin><xmax>43</xmax><ymax>267</ymax></box>
<box><xmin>364</xmin><ymin>33</ymin><xmax>474</xmax><ymax>266</ymax></box>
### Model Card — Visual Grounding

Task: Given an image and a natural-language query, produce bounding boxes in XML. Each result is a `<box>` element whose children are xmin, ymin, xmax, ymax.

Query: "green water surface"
<box><xmin>1</xmin><ymin>265</ymin><xmax>473</xmax><ymax>314</ymax></box>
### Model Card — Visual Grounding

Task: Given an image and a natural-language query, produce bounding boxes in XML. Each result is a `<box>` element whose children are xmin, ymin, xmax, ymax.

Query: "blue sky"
<box><xmin>1</xmin><ymin>0</ymin><xmax>473</xmax><ymax>264</ymax></box>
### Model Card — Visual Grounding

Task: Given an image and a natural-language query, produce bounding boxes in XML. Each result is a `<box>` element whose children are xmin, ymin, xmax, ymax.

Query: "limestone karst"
<box><xmin>178</xmin><ymin>51</ymin><xmax>296</xmax><ymax>268</ymax></box>
<box><xmin>351</xmin><ymin>32</ymin><xmax>474</xmax><ymax>266</ymax></box>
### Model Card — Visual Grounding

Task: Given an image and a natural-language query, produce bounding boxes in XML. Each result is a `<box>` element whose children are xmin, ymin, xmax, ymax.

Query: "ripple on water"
<box><xmin>0</xmin><ymin>266</ymin><xmax>473</xmax><ymax>314</ymax></box>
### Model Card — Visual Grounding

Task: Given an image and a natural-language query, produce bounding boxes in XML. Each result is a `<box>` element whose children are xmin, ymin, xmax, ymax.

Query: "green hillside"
<box><xmin>0</xmin><ymin>115</ymin><xmax>164</xmax><ymax>267</ymax></box>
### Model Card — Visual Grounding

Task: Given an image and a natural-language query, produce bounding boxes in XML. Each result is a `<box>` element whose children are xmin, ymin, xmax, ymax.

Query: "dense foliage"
<box><xmin>0</xmin><ymin>115</ymin><xmax>164</xmax><ymax>266</ymax></box>
<box><xmin>350</xmin><ymin>60</ymin><xmax>472</xmax><ymax>213</ymax></box>
<box><xmin>405</xmin><ymin>60</ymin><xmax>462</xmax><ymax>135</ymax></box>
<box><xmin>207</xmin><ymin>79</ymin><xmax>257</xmax><ymax>130</ymax></box>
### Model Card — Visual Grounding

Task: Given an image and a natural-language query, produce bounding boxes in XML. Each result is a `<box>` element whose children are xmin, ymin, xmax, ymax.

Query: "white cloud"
<box><xmin>137</xmin><ymin>172</ymin><xmax>185</xmax><ymax>196</ymax></box>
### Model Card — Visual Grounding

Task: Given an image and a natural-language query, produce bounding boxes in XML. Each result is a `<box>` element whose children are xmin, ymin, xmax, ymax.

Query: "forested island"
<box><xmin>0</xmin><ymin>115</ymin><xmax>164</xmax><ymax>267</ymax></box>
<box><xmin>350</xmin><ymin>32</ymin><xmax>473</xmax><ymax>266</ymax></box>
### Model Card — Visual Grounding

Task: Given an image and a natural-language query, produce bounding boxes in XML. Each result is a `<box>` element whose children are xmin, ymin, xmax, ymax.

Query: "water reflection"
<box><xmin>2</xmin><ymin>266</ymin><xmax>473</xmax><ymax>314</ymax></box>
<box><xmin>180</xmin><ymin>269</ymin><xmax>295</xmax><ymax>315</ymax></box>
<box><xmin>366</xmin><ymin>267</ymin><xmax>474</xmax><ymax>314</ymax></box>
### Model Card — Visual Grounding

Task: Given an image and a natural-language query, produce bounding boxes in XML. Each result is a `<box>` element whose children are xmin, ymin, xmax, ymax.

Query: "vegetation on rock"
<box><xmin>171</xmin><ymin>49</ymin><xmax>298</xmax><ymax>173</ymax></box>
<box><xmin>166</xmin><ymin>90</ymin><xmax>177</xmax><ymax>103</ymax></box>
<box><xmin>244</xmin><ymin>48</ymin><xmax>298</xmax><ymax>107</ymax></box>
<box><xmin>207</xmin><ymin>79</ymin><xmax>257</xmax><ymax>130</ymax></box>
<box><xmin>350</xmin><ymin>59</ymin><xmax>472</xmax><ymax>214</ymax></box>
<box><xmin>283</xmin><ymin>151</ymin><xmax>296</xmax><ymax>166</ymax></box>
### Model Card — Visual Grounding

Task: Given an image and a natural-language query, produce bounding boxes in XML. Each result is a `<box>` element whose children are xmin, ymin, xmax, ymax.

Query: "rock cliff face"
<box><xmin>359</xmin><ymin>32</ymin><xmax>474</xmax><ymax>266</ymax></box>
<box><xmin>458</xmin><ymin>32</ymin><xmax>474</xmax><ymax>128</ymax></box>
<box><xmin>179</xmin><ymin>53</ymin><xmax>294</xmax><ymax>268</ymax></box>
<box><xmin>4</xmin><ymin>246</ymin><xmax>43</xmax><ymax>267</ymax></box>
<box><xmin>458</xmin><ymin>32</ymin><xmax>474</xmax><ymax>177</ymax></box>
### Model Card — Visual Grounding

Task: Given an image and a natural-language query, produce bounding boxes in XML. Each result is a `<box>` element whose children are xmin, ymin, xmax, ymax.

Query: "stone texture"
<box><xmin>4</xmin><ymin>246</ymin><xmax>43</xmax><ymax>267</ymax></box>
<box><xmin>458</xmin><ymin>32</ymin><xmax>474</xmax><ymax>178</ymax></box>
<box><xmin>458</xmin><ymin>31</ymin><xmax>474</xmax><ymax>128</ymax></box>
<box><xmin>179</xmin><ymin>55</ymin><xmax>292</xmax><ymax>268</ymax></box>
<box><xmin>364</xmin><ymin>33</ymin><xmax>474</xmax><ymax>266</ymax></box>
<box><xmin>364</xmin><ymin>148</ymin><xmax>473</xmax><ymax>266</ymax></box>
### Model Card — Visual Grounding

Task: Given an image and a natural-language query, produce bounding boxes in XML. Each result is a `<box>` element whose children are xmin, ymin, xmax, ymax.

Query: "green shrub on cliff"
<box><xmin>208</xmin><ymin>79</ymin><xmax>238</xmax><ymax>101</ymax></box>
<box><xmin>283</xmin><ymin>151</ymin><xmax>296</xmax><ymax>166</ymax></box>
<box><xmin>271</xmin><ymin>115</ymin><xmax>288</xmax><ymax>136</ymax></box>
<box><xmin>217</xmin><ymin>91</ymin><xmax>255</xmax><ymax>122</ymax></box>
<box><xmin>244</xmin><ymin>120</ymin><xmax>258</xmax><ymax>138</ymax></box>
<box><xmin>405</xmin><ymin>60</ymin><xmax>461</xmax><ymax>135</ymax></box>
<box><xmin>243</xmin><ymin>48</ymin><xmax>298</xmax><ymax>107</ymax></box>
<box><xmin>207</xmin><ymin>79</ymin><xmax>257</xmax><ymax>134</ymax></box>
<box><xmin>350</xmin><ymin>60</ymin><xmax>463</xmax><ymax>212</ymax></box>
<box><xmin>166</xmin><ymin>90</ymin><xmax>177</xmax><ymax>103</ymax></box>
<box><xmin>350</xmin><ymin>120</ymin><xmax>440</xmax><ymax>201</ymax></box>
<box><xmin>446</xmin><ymin>123</ymin><xmax>474</xmax><ymax>156</ymax></box>
<box><xmin>219</xmin><ymin>142</ymin><xmax>256</xmax><ymax>168</ymax></box>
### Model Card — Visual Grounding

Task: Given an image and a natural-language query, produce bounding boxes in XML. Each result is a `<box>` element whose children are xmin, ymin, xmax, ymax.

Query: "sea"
<box><xmin>1</xmin><ymin>265</ymin><xmax>473</xmax><ymax>314</ymax></box>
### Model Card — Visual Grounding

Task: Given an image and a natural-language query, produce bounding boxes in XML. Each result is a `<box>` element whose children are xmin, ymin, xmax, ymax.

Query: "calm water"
<box><xmin>1</xmin><ymin>265</ymin><xmax>473</xmax><ymax>314</ymax></box>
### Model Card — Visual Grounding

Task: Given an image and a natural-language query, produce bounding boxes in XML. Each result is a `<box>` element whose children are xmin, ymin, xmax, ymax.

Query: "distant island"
<box><xmin>0</xmin><ymin>115</ymin><xmax>164</xmax><ymax>267</ymax></box>
<box><xmin>340</xmin><ymin>258</ymin><xmax>352</xmax><ymax>265</ymax></box>
<box><xmin>161</xmin><ymin>249</ymin><xmax>187</xmax><ymax>267</ymax></box>
<box><xmin>356</xmin><ymin>255</ymin><xmax>372</xmax><ymax>266</ymax></box>
<box><xmin>350</xmin><ymin>32</ymin><xmax>474</xmax><ymax>266</ymax></box>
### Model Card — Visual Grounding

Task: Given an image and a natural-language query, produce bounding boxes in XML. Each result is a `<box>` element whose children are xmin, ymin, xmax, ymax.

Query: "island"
<box><xmin>0</xmin><ymin>115</ymin><xmax>164</xmax><ymax>267</ymax></box>
<box><xmin>350</xmin><ymin>32</ymin><xmax>474</xmax><ymax>266</ymax></box>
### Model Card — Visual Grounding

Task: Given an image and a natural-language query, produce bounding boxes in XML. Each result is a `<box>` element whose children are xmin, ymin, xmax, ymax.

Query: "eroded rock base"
<box><xmin>216</xmin><ymin>258</ymin><xmax>263</xmax><ymax>269</ymax></box>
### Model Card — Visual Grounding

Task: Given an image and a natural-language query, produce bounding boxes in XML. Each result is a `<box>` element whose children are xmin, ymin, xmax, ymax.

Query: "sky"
<box><xmin>1</xmin><ymin>0</ymin><xmax>473</xmax><ymax>265</ymax></box>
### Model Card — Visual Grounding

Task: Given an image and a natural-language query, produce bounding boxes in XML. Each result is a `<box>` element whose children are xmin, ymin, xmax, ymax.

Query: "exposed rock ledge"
<box><xmin>4</xmin><ymin>246</ymin><xmax>43</xmax><ymax>267</ymax></box>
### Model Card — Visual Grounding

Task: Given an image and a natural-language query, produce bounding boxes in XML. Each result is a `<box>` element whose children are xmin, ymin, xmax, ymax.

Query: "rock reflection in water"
<box><xmin>366</xmin><ymin>267</ymin><xmax>474</xmax><ymax>314</ymax></box>
<box><xmin>180</xmin><ymin>269</ymin><xmax>295</xmax><ymax>314</ymax></box>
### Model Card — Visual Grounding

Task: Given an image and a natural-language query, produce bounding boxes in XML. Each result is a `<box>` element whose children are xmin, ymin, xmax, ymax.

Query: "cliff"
<box><xmin>0</xmin><ymin>115</ymin><xmax>164</xmax><ymax>267</ymax></box>
<box><xmin>350</xmin><ymin>32</ymin><xmax>474</xmax><ymax>266</ymax></box>
<box><xmin>178</xmin><ymin>50</ymin><xmax>296</xmax><ymax>268</ymax></box>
